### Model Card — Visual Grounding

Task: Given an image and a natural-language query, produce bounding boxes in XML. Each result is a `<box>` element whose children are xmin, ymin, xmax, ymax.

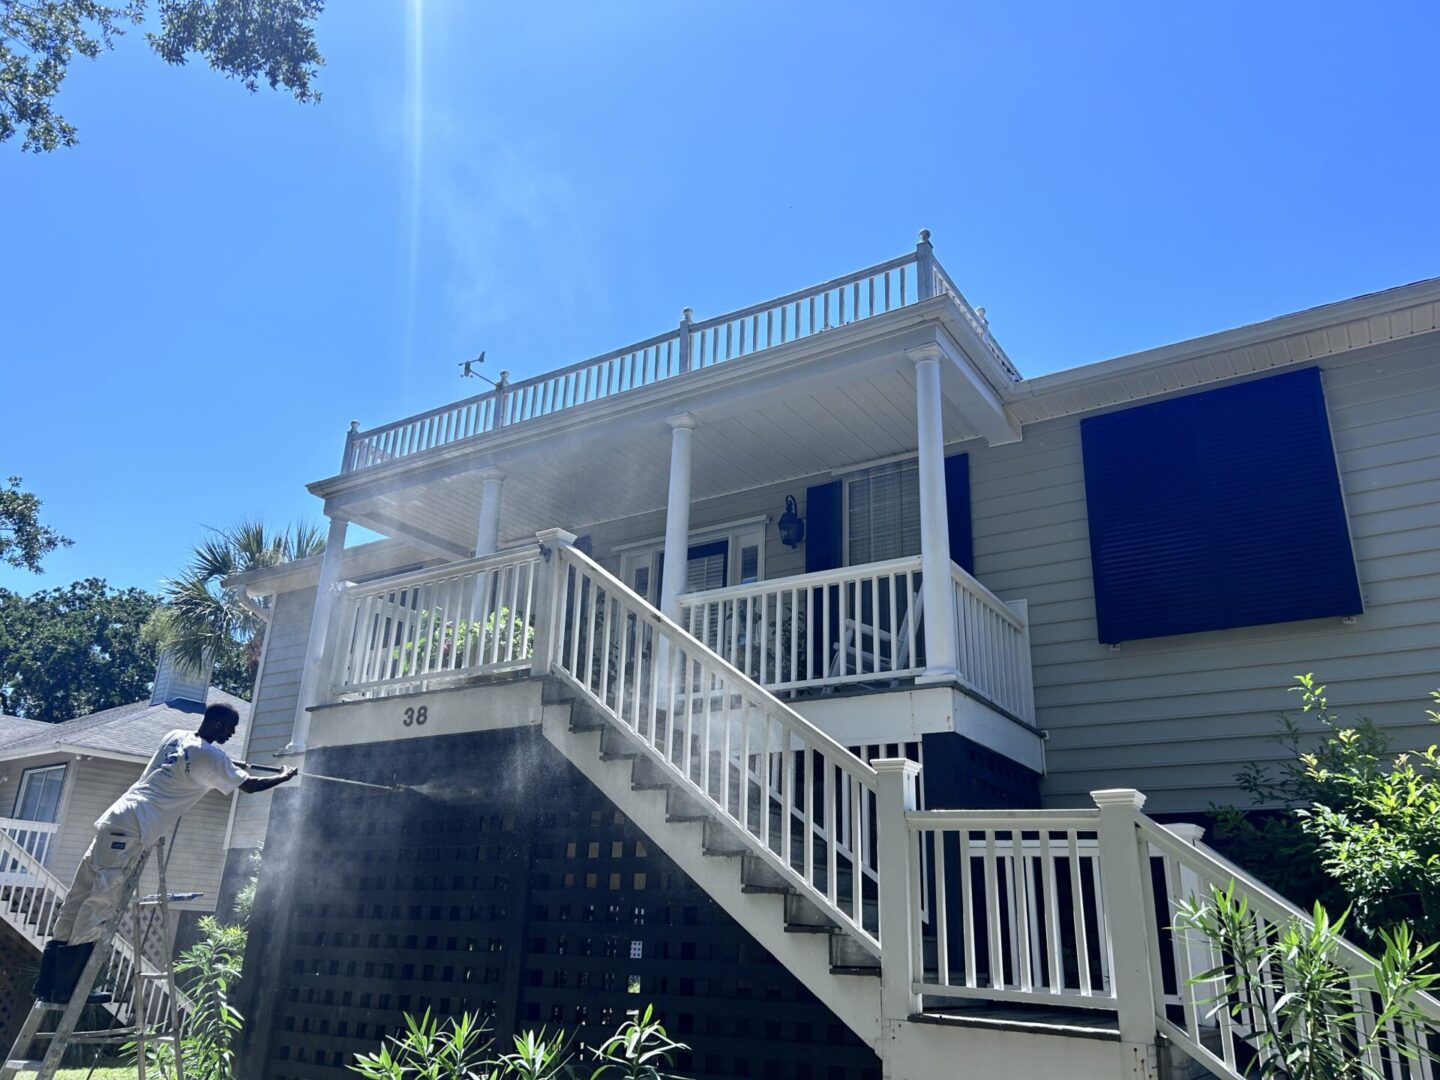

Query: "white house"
<box><xmin>228</xmin><ymin>235</ymin><xmax>1440</xmax><ymax>1080</ymax></box>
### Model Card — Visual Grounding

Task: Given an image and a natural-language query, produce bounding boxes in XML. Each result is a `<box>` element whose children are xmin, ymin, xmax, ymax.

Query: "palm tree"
<box><xmin>149</xmin><ymin>520</ymin><xmax>326</xmax><ymax>698</ymax></box>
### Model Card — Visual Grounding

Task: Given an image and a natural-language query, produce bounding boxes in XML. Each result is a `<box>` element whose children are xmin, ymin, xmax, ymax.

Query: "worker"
<box><xmin>33</xmin><ymin>702</ymin><xmax>298</xmax><ymax>1004</ymax></box>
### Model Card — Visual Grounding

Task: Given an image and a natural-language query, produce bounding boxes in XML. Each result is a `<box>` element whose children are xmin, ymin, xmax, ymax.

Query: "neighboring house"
<box><xmin>229</xmin><ymin>236</ymin><xmax>1440</xmax><ymax>1080</ymax></box>
<box><xmin>0</xmin><ymin>653</ymin><xmax>249</xmax><ymax>1050</ymax></box>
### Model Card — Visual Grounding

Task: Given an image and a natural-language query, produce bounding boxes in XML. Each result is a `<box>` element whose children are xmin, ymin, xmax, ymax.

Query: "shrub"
<box><xmin>348</xmin><ymin>1004</ymin><xmax>689</xmax><ymax>1080</ymax></box>
<box><xmin>1176</xmin><ymin>884</ymin><xmax>1440</xmax><ymax>1079</ymax></box>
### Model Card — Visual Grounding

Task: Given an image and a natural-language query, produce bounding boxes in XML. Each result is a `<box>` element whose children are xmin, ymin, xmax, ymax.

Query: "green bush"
<box><xmin>1214</xmin><ymin>676</ymin><xmax>1440</xmax><ymax>942</ymax></box>
<box><xmin>348</xmin><ymin>1004</ymin><xmax>688</xmax><ymax>1080</ymax></box>
<box><xmin>128</xmin><ymin>916</ymin><xmax>246</xmax><ymax>1080</ymax></box>
<box><xmin>1177</xmin><ymin>884</ymin><xmax>1440</xmax><ymax>1079</ymax></box>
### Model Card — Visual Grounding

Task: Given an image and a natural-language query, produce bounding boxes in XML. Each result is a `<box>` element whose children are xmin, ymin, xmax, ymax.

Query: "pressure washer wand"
<box><xmin>242</xmin><ymin>761</ymin><xmax>407</xmax><ymax>794</ymax></box>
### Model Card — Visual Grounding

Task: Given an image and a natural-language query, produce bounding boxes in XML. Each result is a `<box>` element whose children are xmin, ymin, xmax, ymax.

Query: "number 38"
<box><xmin>403</xmin><ymin>706</ymin><xmax>428</xmax><ymax>727</ymax></box>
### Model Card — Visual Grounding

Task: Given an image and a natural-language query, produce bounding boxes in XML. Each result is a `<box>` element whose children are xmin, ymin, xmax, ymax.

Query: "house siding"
<box><xmin>963</xmin><ymin>334</ymin><xmax>1440</xmax><ymax>813</ymax></box>
<box><xmin>229</xmin><ymin>587</ymin><xmax>315</xmax><ymax>850</ymax></box>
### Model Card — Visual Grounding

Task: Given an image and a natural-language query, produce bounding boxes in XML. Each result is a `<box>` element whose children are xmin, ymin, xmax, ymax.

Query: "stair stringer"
<box><xmin>538</xmin><ymin>700</ymin><xmax>884</xmax><ymax>1050</ymax></box>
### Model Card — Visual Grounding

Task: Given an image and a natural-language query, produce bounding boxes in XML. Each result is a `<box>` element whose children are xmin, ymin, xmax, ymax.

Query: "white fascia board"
<box><xmin>0</xmin><ymin>744</ymin><xmax>144</xmax><ymax>767</ymax></box>
<box><xmin>1012</xmin><ymin>277</ymin><xmax>1440</xmax><ymax>410</ymax></box>
<box><xmin>307</xmin><ymin>302</ymin><xmax>958</xmax><ymax>504</ymax></box>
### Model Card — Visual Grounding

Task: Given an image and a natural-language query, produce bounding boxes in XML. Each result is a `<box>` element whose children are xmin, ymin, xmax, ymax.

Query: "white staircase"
<box><xmin>0</xmin><ymin>826</ymin><xmax>186</xmax><ymax>1036</ymax></box>
<box><xmin>527</xmin><ymin>540</ymin><xmax>1440</xmax><ymax>1080</ymax></box>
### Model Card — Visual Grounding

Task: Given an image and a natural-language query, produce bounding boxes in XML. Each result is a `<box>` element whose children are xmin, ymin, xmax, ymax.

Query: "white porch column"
<box><xmin>659</xmin><ymin>413</ymin><xmax>697</xmax><ymax>621</ymax></box>
<box><xmin>473</xmin><ymin>467</ymin><xmax>505</xmax><ymax>557</ymax></box>
<box><xmin>911</xmin><ymin>350</ymin><xmax>959</xmax><ymax>683</ymax></box>
<box><xmin>284</xmin><ymin>513</ymin><xmax>349</xmax><ymax>755</ymax></box>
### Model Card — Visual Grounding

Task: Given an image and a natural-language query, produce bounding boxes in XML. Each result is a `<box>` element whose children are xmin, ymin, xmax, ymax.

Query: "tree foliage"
<box><xmin>0</xmin><ymin>475</ymin><xmax>72</xmax><ymax>573</ymax></box>
<box><xmin>149</xmin><ymin>518</ymin><xmax>324</xmax><ymax>698</ymax></box>
<box><xmin>1215</xmin><ymin>676</ymin><xmax>1440</xmax><ymax>943</ymax></box>
<box><xmin>1</xmin><ymin>0</ymin><xmax>324</xmax><ymax>152</ymax></box>
<box><xmin>0</xmin><ymin>577</ymin><xmax>159</xmax><ymax>721</ymax></box>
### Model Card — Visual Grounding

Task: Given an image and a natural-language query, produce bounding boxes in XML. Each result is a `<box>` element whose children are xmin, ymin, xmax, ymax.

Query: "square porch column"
<box><xmin>283</xmin><ymin>513</ymin><xmax>350</xmax><ymax>755</ymax></box>
<box><xmin>911</xmin><ymin>349</ymin><xmax>959</xmax><ymax>683</ymax></box>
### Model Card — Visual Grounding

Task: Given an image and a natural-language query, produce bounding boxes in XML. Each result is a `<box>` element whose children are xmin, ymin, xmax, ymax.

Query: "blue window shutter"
<box><xmin>944</xmin><ymin>453</ymin><xmax>973</xmax><ymax>574</ymax></box>
<box><xmin>805</xmin><ymin>481</ymin><xmax>843</xmax><ymax>572</ymax></box>
<box><xmin>1082</xmin><ymin>367</ymin><xmax>1362</xmax><ymax>644</ymax></box>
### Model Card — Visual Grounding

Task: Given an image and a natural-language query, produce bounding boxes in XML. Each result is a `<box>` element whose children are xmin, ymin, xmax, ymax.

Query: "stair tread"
<box><xmin>912</xmin><ymin>1007</ymin><xmax>1120</xmax><ymax>1041</ymax></box>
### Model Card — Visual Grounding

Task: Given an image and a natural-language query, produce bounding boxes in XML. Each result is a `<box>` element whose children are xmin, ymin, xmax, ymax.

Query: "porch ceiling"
<box><xmin>315</xmin><ymin>307</ymin><xmax>1011</xmax><ymax>557</ymax></box>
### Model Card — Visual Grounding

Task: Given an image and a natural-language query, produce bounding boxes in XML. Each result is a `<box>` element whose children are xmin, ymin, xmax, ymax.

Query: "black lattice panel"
<box><xmin>239</xmin><ymin>726</ymin><xmax>881</xmax><ymax>1080</ymax></box>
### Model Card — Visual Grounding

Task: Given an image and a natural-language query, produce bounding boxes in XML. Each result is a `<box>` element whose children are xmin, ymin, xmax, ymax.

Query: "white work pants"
<box><xmin>50</xmin><ymin>815</ymin><xmax>146</xmax><ymax>945</ymax></box>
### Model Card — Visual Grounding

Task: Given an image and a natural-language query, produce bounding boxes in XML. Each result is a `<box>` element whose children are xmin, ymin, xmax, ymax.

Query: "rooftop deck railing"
<box><xmin>340</xmin><ymin>234</ymin><xmax>1019</xmax><ymax>473</ymax></box>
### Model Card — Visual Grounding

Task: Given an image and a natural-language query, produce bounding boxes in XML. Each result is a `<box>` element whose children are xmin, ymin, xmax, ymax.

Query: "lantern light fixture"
<box><xmin>777</xmin><ymin>495</ymin><xmax>805</xmax><ymax>549</ymax></box>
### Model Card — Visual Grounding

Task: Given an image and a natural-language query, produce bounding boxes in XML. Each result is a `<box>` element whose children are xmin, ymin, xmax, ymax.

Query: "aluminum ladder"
<box><xmin>2</xmin><ymin>838</ymin><xmax>190</xmax><ymax>1080</ymax></box>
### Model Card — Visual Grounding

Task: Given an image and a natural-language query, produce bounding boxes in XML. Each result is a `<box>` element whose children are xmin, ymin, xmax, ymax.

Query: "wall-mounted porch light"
<box><xmin>777</xmin><ymin>495</ymin><xmax>805</xmax><ymax>549</ymax></box>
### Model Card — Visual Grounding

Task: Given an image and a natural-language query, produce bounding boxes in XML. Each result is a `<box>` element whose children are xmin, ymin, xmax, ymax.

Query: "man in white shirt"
<box><xmin>34</xmin><ymin>702</ymin><xmax>297</xmax><ymax>1004</ymax></box>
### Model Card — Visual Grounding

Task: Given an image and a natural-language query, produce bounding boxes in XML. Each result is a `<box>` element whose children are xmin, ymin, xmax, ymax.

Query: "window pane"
<box><xmin>740</xmin><ymin>545</ymin><xmax>759</xmax><ymax>584</ymax></box>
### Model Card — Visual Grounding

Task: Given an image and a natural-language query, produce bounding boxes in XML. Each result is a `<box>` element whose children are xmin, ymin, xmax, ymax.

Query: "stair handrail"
<box><xmin>545</xmin><ymin>540</ymin><xmax>884</xmax><ymax>953</ymax></box>
<box><xmin>1138</xmin><ymin>813</ymin><xmax>1440</xmax><ymax>1078</ymax></box>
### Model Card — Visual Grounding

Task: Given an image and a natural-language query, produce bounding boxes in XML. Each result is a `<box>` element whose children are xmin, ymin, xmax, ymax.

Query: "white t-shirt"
<box><xmin>96</xmin><ymin>729</ymin><xmax>249</xmax><ymax>846</ymax></box>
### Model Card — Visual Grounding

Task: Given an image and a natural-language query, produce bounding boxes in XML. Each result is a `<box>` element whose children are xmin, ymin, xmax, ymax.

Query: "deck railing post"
<box><xmin>874</xmin><ymin>758</ymin><xmax>923</xmax><ymax>1031</ymax></box>
<box><xmin>493</xmin><ymin>370</ymin><xmax>511</xmax><ymax>429</ymax></box>
<box><xmin>531</xmin><ymin>528</ymin><xmax>578</xmax><ymax>677</ymax></box>
<box><xmin>678</xmin><ymin>308</ymin><xmax>693</xmax><ymax>373</ymax></box>
<box><xmin>915</xmin><ymin>229</ymin><xmax>935</xmax><ymax>301</ymax></box>
<box><xmin>1093</xmin><ymin>788</ymin><xmax>1161</xmax><ymax>1077</ymax></box>
<box><xmin>343</xmin><ymin>419</ymin><xmax>360</xmax><ymax>471</ymax></box>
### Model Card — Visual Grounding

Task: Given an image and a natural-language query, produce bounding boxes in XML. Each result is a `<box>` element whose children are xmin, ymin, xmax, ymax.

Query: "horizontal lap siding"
<box><xmin>966</xmin><ymin>334</ymin><xmax>1440</xmax><ymax>814</ymax></box>
<box><xmin>229</xmin><ymin>589</ymin><xmax>314</xmax><ymax>850</ymax></box>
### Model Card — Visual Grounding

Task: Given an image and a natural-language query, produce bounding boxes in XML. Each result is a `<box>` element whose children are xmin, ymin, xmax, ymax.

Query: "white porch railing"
<box><xmin>952</xmin><ymin>565</ymin><xmax>1034</xmax><ymax>723</ymax></box>
<box><xmin>0</xmin><ymin>816</ymin><xmax>59</xmax><ymax>882</ymax></box>
<box><xmin>1139</xmin><ymin>817</ymin><xmax>1440</xmax><ymax>1080</ymax></box>
<box><xmin>0</xmin><ymin>828</ymin><xmax>183</xmax><ymax>1028</ymax></box>
<box><xmin>340</xmin><ymin>237</ymin><xmax>1019</xmax><ymax>475</ymax></box>
<box><xmin>546</xmin><ymin>542</ymin><xmax>884</xmax><ymax>952</ymax></box>
<box><xmin>328</xmin><ymin>548</ymin><xmax>543</xmax><ymax>699</ymax></box>
<box><xmin>907</xmin><ymin>810</ymin><xmax>1115</xmax><ymax>1010</ymax></box>
<box><xmin>678</xmin><ymin>556</ymin><xmax>926</xmax><ymax>693</ymax></box>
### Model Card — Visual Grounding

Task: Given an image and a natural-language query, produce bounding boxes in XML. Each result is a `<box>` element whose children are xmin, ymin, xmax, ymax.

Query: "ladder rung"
<box><xmin>6</xmin><ymin>1058</ymin><xmax>45</xmax><ymax>1071</ymax></box>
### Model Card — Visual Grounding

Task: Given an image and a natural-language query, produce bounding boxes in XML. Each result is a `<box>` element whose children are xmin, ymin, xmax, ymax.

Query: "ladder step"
<box><xmin>6</xmin><ymin>1059</ymin><xmax>45</xmax><ymax>1072</ymax></box>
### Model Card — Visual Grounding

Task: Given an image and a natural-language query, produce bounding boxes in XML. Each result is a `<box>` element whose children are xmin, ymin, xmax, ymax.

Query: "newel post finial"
<box><xmin>916</xmin><ymin>229</ymin><xmax>935</xmax><ymax>300</ymax></box>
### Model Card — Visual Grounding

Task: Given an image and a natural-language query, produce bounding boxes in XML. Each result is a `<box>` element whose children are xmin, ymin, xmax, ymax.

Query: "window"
<box><xmin>1081</xmin><ymin>367</ymin><xmax>1362</xmax><ymax>643</ymax></box>
<box><xmin>13</xmin><ymin>764</ymin><xmax>65</xmax><ymax>822</ymax></box>
<box><xmin>846</xmin><ymin>460</ymin><xmax>920</xmax><ymax>565</ymax></box>
<box><xmin>11</xmin><ymin>764</ymin><xmax>65</xmax><ymax>865</ymax></box>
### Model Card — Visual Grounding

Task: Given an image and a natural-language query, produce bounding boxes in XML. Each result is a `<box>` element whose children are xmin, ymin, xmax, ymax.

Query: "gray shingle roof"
<box><xmin>0</xmin><ymin>690</ymin><xmax>251</xmax><ymax>763</ymax></box>
<box><xmin>0</xmin><ymin>714</ymin><xmax>51</xmax><ymax>743</ymax></box>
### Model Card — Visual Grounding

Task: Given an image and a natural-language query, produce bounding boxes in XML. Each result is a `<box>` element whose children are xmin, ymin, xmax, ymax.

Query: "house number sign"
<box><xmin>402</xmin><ymin>705</ymin><xmax>429</xmax><ymax>727</ymax></box>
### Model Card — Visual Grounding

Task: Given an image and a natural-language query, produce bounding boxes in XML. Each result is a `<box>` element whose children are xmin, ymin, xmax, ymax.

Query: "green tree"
<box><xmin>1</xmin><ymin>0</ymin><xmax>324</xmax><ymax>153</ymax></box>
<box><xmin>149</xmin><ymin>519</ymin><xmax>324</xmax><ymax>698</ymax></box>
<box><xmin>0</xmin><ymin>475</ymin><xmax>72</xmax><ymax>573</ymax></box>
<box><xmin>0</xmin><ymin>577</ymin><xmax>159</xmax><ymax>721</ymax></box>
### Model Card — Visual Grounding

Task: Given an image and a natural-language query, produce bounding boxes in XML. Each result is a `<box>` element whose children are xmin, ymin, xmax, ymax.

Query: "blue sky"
<box><xmin>2</xmin><ymin>1</ymin><xmax>1437</xmax><ymax>595</ymax></box>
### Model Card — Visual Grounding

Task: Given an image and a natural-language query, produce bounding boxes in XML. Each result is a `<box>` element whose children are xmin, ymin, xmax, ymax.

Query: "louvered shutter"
<box><xmin>1082</xmin><ymin>367</ymin><xmax>1362</xmax><ymax>644</ymax></box>
<box><xmin>944</xmin><ymin>452</ymin><xmax>973</xmax><ymax>574</ymax></box>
